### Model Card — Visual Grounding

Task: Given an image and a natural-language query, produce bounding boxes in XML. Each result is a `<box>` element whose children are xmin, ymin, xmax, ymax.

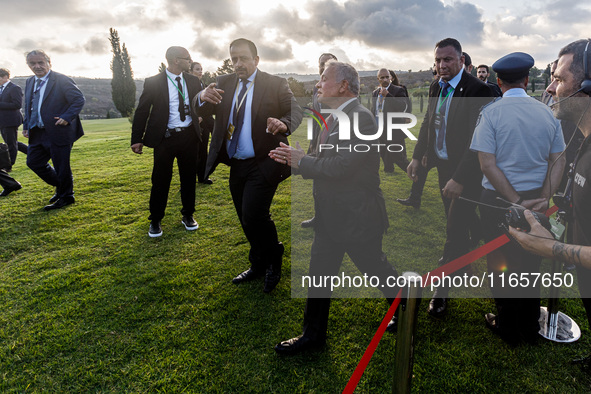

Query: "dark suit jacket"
<box><xmin>23</xmin><ymin>71</ymin><xmax>85</xmax><ymax>146</ymax></box>
<box><xmin>412</xmin><ymin>70</ymin><xmax>493</xmax><ymax>186</ymax></box>
<box><xmin>299</xmin><ymin>98</ymin><xmax>388</xmax><ymax>244</ymax></box>
<box><xmin>196</xmin><ymin>78</ymin><xmax>214</xmax><ymax>134</ymax></box>
<box><xmin>0</xmin><ymin>82</ymin><xmax>23</xmax><ymax>127</ymax></box>
<box><xmin>132</xmin><ymin>71</ymin><xmax>202</xmax><ymax>148</ymax></box>
<box><xmin>199</xmin><ymin>69</ymin><xmax>303</xmax><ymax>185</ymax></box>
<box><xmin>370</xmin><ymin>84</ymin><xmax>411</xmax><ymax>141</ymax></box>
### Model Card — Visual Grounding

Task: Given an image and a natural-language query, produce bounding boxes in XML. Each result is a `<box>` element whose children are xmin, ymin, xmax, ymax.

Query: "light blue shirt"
<box><xmin>227</xmin><ymin>69</ymin><xmax>257</xmax><ymax>160</ymax></box>
<box><xmin>470</xmin><ymin>88</ymin><xmax>565</xmax><ymax>191</ymax></box>
<box><xmin>434</xmin><ymin>69</ymin><xmax>462</xmax><ymax>160</ymax></box>
<box><xmin>34</xmin><ymin>70</ymin><xmax>51</xmax><ymax>128</ymax></box>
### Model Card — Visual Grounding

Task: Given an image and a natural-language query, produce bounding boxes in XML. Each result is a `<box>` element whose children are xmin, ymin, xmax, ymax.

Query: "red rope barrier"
<box><xmin>343</xmin><ymin>205</ymin><xmax>559</xmax><ymax>393</ymax></box>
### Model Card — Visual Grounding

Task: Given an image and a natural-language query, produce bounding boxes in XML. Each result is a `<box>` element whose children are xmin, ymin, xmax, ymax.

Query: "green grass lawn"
<box><xmin>1</xmin><ymin>117</ymin><xmax>590</xmax><ymax>392</ymax></box>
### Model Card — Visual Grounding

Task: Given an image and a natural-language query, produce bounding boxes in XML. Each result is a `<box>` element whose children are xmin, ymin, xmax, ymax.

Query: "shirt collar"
<box><xmin>37</xmin><ymin>70</ymin><xmax>51</xmax><ymax>83</ymax></box>
<box><xmin>242</xmin><ymin>69</ymin><xmax>258</xmax><ymax>84</ymax></box>
<box><xmin>503</xmin><ymin>88</ymin><xmax>530</xmax><ymax>98</ymax></box>
<box><xmin>1</xmin><ymin>80</ymin><xmax>9</xmax><ymax>88</ymax></box>
<box><xmin>439</xmin><ymin>69</ymin><xmax>463</xmax><ymax>90</ymax></box>
<box><xmin>165</xmin><ymin>68</ymin><xmax>183</xmax><ymax>81</ymax></box>
<box><xmin>336</xmin><ymin>97</ymin><xmax>357</xmax><ymax>112</ymax></box>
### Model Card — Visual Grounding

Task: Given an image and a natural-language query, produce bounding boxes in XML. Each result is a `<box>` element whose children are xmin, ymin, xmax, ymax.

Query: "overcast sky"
<box><xmin>2</xmin><ymin>0</ymin><xmax>589</xmax><ymax>79</ymax></box>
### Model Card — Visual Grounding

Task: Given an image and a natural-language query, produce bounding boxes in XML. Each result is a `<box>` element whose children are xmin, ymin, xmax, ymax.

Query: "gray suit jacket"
<box><xmin>299</xmin><ymin>98</ymin><xmax>388</xmax><ymax>243</ymax></box>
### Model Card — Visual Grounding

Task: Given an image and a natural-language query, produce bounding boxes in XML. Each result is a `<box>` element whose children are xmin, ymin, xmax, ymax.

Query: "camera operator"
<box><xmin>509</xmin><ymin>39</ymin><xmax>591</xmax><ymax>359</ymax></box>
<box><xmin>470</xmin><ymin>52</ymin><xmax>566</xmax><ymax>345</ymax></box>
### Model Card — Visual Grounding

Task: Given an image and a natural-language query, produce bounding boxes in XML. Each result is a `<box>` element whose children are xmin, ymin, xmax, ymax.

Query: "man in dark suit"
<box><xmin>23</xmin><ymin>50</ymin><xmax>85</xmax><ymax>210</ymax></box>
<box><xmin>190</xmin><ymin>61</ymin><xmax>214</xmax><ymax>185</ymax></box>
<box><xmin>476</xmin><ymin>64</ymin><xmax>503</xmax><ymax>97</ymax></box>
<box><xmin>370</xmin><ymin>68</ymin><xmax>412</xmax><ymax>173</ymax></box>
<box><xmin>197</xmin><ymin>38</ymin><xmax>302</xmax><ymax>293</ymax></box>
<box><xmin>131</xmin><ymin>46</ymin><xmax>202</xmax><ymax>238</ymax></box>
<box><xmin>270</xmin><ymin>61</ymin><xmax>398</xmax><ymax>354</ymax></box>
<box><xmin>0</xmin><ymin>68</ymin><xmax>27</xmax><ymax>170</ymax></box>
<box><xmin>407</xmin><ymin>38</ymin><xmax>493</xmax><ymax>317</ymax></box>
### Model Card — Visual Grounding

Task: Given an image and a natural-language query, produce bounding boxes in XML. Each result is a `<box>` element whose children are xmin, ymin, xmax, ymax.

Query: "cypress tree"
<box><xmin>109</xmin><ymin>28</ymin><xmax>136</xmax><ymax>118</ymax></box>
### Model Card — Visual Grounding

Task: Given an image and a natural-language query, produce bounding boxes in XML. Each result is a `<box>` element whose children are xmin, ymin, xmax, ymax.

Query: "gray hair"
<box><xmin>327</xmin><ymin>61</ymin><xmax>360</xmax><ymax>96</ymax></box>
<box><xmin>26</xmin><ymin>49</ymin><xmax>51</xmax><ymax>63</ymax></box>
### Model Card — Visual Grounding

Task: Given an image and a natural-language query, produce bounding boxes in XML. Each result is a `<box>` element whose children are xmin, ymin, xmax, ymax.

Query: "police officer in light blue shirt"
<box><xmin>470</xmin><ymin>52</ymin><xmax>566</xmax><ymax>346</ymax></box>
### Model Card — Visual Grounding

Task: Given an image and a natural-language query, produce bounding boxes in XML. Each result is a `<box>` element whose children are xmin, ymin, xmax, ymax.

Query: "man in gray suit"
<box><xmin>270</xmin><ymin>61</ymin><xmax>398</xmax><ymax>354</ymax></box>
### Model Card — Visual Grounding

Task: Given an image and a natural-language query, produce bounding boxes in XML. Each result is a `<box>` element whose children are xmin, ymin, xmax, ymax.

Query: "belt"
<box><xmin>164</xmin><ymin>125</ymin><xmax>192</xmax><ymax>138</ymax></box>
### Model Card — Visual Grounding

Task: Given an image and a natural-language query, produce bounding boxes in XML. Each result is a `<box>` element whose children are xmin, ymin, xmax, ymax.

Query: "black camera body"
<box><xmin>504</xmin><ymin>206</ymin><xmax>552</xmax><ymax>233</ymax></box>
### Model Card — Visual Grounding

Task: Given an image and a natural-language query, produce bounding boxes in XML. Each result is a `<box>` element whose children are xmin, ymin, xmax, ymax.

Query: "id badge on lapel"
<box><xmin>227</xmin><ymin>124</ymin><xmax>235</xmax><ymax>140</ymax></box>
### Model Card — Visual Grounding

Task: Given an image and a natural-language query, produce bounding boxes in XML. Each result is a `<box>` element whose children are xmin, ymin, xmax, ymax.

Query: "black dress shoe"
<box><xmin>232</xmin><ymin>268</ymin><xmax>264</xmax><ymax>284</ymax></box>
<box><xmin>386</xmin><ymin>315</ymin><xmax>398</xmax><ymax>333</ymax></box>
<box><xmin>301</xmin><ymin>217</ymin><xmax>315</xmax><ymax>228</ymax></box>
<box><xmin>181</xmin><ymin>215</ymin><xmax>199</xmax><ymax>230</ymax></box>
<box><xmin>263</xmin><ymin>267</ymin><xmax>281</xmax><ymax>293</ymax></box>
<box><xmin>485</xmin><ymin>312</ymin><xmax>520</xmax><ymax>346</ymax></box>
<box><xmin>43</xmin><ymin>196</ymin><xmax>75</xmax><ymax>211</ymax></box>
<box><xmin>274</xmin><ymin>335</ymin><xmax>325</xmax><ymax>355</ymax></box>
<box><xmin>396</xmin><ymin>197</ymin><xmax>421</xmax><ymax>209</ymax></box>
<box><xmin>149</xmin><ymin>221</ymin><xmax>163</xmax><ymax>238</ymax></box>
<box><xmin>0</xmin><ymin>182</ymin><xmax>22</xmax><ymax>197</ymax></box>
<box><xmin>199</xmin><ymin>178</ymin><xmax>213</xmax><ymax>185</ymax></box>
<box><xmin>49</xmin><ymin>191</ymin><xmax>59</xmax><ymax>204</ymax></box>
<box><xmin>428</xmin><ymin>296</ymin><xmax>447</xmax><ymax>317</ymax></box>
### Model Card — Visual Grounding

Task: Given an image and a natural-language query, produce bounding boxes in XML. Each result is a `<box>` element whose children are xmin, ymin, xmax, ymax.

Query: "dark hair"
<box><xmin>435</xmin><ymin>38</ymin><xmax>462</xmax><ymax>57</ymax></box>
<box><xmin>190</xmin><ymin>62</ymin><xmax>201</xmax><ymax>72</ymax></box>
<box><xmin>388</xmin><ymin>69</ymin><xmax>400</xmax><ymax>86</ymax></box>
<box><xmin>26</xmin><ymin>49</ymin><xmax>51</xmax><ymax>63</ymax></box>
<box><xmin>0</xmin><ymin>68</ymin><xmax>9</xmax><ymax>78</ymax></box>
<box><xmin>230</xmin><ymin>38</ymin><xmax>257</xmax><ymax>57</ymax></box>
<box><xmin>477</xmin><ymin>64</ymin><xmax>489</xmax><ymax>72</ymax></box>
<box><xmin>462</xmin><ymin>52</ymin><xmax>472</xmax><ymax>67</ymax></box>
<box><xmin>319</xmin><ymin>53</ymin><xmax>337</xmax><ymax>61</ymax></box>
<box><xmin>558</xmin><ymin>39</ymin><xmax>591</xmax><ymax>84</ymax></box>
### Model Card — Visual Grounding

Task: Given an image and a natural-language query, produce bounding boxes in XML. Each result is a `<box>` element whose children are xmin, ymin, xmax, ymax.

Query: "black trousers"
<box><xmin>27</xmin><ymin>127</ymin><xmax>73</xmax><ymax>199</ymax></box>
<box><xmin>436</xmin><ymin>160</ymin><xmax>482</xmax><ymax>264</ymax></box>
<box><xmin>149</xmin><ymin>129</ymin><xmax>199</xmax><ymax>221</ymax></box>
<box><xmin>229</xmin><ymin>158</ymin><xmax>284</xmax><ymax>271</ymax></box>
<box><xmin>196</xmin><ymin>126</ymin><xmax>211</xmax><ymax>182</ymax></box>
<box><xmin>1</xmin><ymin>126</ymin><xmax>27</xmax><ymax>166</ymax></box>
<box><xmin>302</xmin><ymin>230</ymin><xmax>398</xmax><ymax>340</ymax></box>
<box><xmin>380</xmin><ymin>137</ymin><xmax>410</xmax><ymax>172</ymax></box>
<box><xmin>480</xmin><ymin>188</ymin><xmax>541</xmax><ymax>342</ymax></box>
<box><xmin>0</xmin><ymin>169</ymin><xmax>19</xmax><ymax>190</ymax></box>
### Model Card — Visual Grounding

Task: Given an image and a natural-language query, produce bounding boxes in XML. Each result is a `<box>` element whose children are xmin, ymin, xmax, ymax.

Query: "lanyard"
<box><xmin>437</xmin><ymin>85</ymin><xmax>454</xmax><ymax>112</ymax></box>
<box><xmin>233</xmin><ymin>79</ymin><xmax>255</xmax><ymax>118</ymax></box>
<box><xmin>166</xmin><ymin>74</ymin><xmax>187</xmax><ymax>102</ymax></box>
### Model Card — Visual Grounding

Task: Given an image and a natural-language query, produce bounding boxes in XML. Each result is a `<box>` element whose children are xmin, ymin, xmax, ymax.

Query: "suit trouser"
<box><xmin>229</xmin><ymin>158</ymin><xmax>284</xmax><ymax>271</ymax></box>
<box><xmin>0</xmin><ymin>169</ymin><xmax>19</xmax><ymax>190</ymax></box>
<box><xmin>303</xmin><ymin>230</ymin><xmax>398</xmax><ymax>340</ymax></box>
<box><xmin>149</xmin><ymin>129</ymin><xmax>199</xmax><ymax>221</ymax></box>
<box><xmin>196</xmin><ymin>126</ymin><xmax>211</xmax><ymax>182</ymax></box>
<box><xmin>27</xmin><ymin>127</ymin><xmax>73</xmax><ymax>199</ymax></box>
<box><xmin>379</xmin><ymin>135</ymin><xmax>410</xmax><ymax>172</ymax></box>
<box><xmin>436</xmin><ymin>160</ymin><xmax>482</xmax><ymax>264</ymax></box>
<box><xmin>480</xmin><ymin>188</ymin><xmax>541</xmax><ymax>341</ymax></box>
<box><xmin>1</xmin><ymin>126</ymin><xmax>27</xmax><ymax>165</ymax></box>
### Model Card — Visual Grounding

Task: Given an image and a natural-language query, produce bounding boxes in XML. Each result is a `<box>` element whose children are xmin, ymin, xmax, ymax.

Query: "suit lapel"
<box><xmin>447</xmin><ymin>70</ymin><xmax>468</xmax><ymax>125</ymax></box>
<box><xmin>41</xmin><ymin>72</ymin><xmax>56</xmax><ymax>106</ymax></box>
<box><xmin>251</xmin><ymin>70</ymin><xmax>265</xmax><ymax>123</ymax></box>
<box><xmin>221</xmin><ymin>74</ymin><xmax>237</xmax><ymax>129</ymax></box>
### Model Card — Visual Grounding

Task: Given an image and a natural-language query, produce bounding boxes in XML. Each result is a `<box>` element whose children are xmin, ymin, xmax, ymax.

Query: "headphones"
<box><xmin>582</xmin><ymin>39</ymin><xmax>591</xmax><ymax>96</ymax></box>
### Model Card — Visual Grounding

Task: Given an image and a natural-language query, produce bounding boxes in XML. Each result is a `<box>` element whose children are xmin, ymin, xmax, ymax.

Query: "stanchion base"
<box><xmin>538</xmin><ymin>306</ymin><xmax>581</xmax><ymax>343</ymax></box>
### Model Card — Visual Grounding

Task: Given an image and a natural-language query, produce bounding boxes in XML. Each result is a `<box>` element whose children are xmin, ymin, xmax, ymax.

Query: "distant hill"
<box><xmin>10</xmin><ymin>70</ymin><xmax>434</xmax><ymax>119</ymax></box>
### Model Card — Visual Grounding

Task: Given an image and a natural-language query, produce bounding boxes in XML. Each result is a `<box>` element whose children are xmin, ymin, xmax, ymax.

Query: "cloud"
<box><xmin>84</xmin><ymin>36</ymin><xmax>109</xmax><ymax>55</ymax></box>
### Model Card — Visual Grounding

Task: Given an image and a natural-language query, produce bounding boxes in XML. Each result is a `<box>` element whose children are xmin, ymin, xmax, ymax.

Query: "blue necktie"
<box><xmin>436</xmin><ymin>82</ymin><xmax>451</xmax><ymax>151</ymax></box>
<box><xmin>227</xmin><ymin>79</ymin><xmax>249</xmax><ymax>159</ymax></box>
<box><xmin>29</xmin><ymin>79</ymin><xmax>46</xmax><ymax>129</ymax></box>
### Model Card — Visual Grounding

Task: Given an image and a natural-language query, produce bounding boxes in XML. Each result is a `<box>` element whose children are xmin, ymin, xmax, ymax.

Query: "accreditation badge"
<box><xmin>227</xmin><ymin>124</ymin><xmax>235</xmax><ymax>140</ymax></box>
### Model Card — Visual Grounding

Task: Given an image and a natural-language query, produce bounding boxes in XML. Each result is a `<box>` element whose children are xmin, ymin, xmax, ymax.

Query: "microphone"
<box><xmin>549</xmin><ymin>88</ymin><xmax>584</xmax><ymax>107</ymax></box>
